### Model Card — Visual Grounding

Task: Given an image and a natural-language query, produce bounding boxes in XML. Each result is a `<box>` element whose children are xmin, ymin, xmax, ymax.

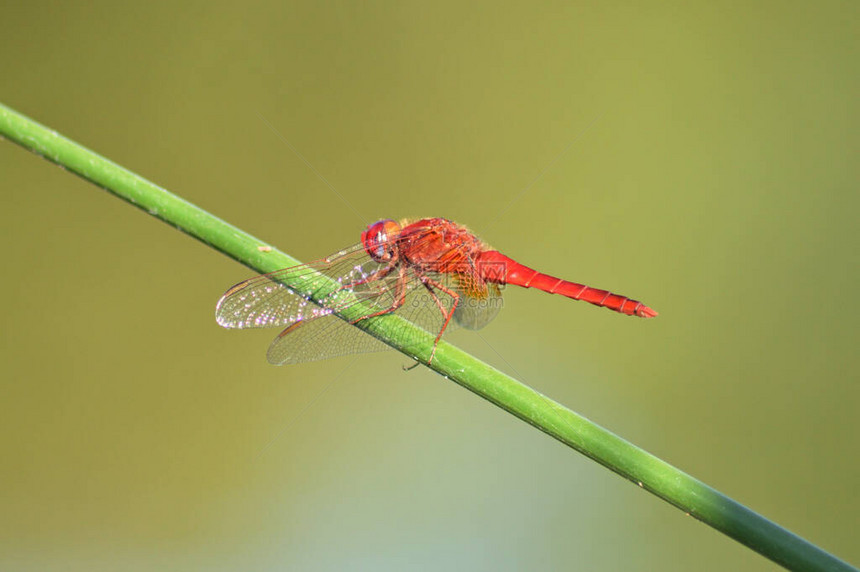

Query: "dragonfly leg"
<box><xmin>322</xmin><ymin>262</ymin><xmax>398</xmax><ymax>315</ymax></box>
<box><xmin>416</xmin><ymin>273</ymin><xmax>461</xmax><ymax>364</ymax></box>
<box><xmin>350</xmin><ymin>265</ymin><xmax>408</xmax><ymax>323</ymax></box>
<box><xmin>337</xmin><ymin>261</ymin><xmax>396</xmax><ymax>293</ymax></box>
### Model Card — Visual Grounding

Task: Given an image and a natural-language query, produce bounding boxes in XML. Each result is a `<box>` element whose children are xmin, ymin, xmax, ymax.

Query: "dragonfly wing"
<box><xmin>215</xmin><ymin>244</ymin><xmax>392</xmax><ymax>330</ymax></box>
<box><xmin>452</xmin><ymin>282</ymin><xmax>503</xmax><ymax>330</ymax></box>
<box><xmin>267</xmin><ymin>271</ymin><xmax>467</xmax><ymax>364</ymax></box>
<box><xmin>216</xmin><ymin>277</ymin><xmax>335</xmax><ymax>329</ymax></box>
<box><xmin>383</xmin><ymin>270</ymin><xmax>503</xmax><ymax>339</ymax></box>
<box><xmin>266</xmin><ymin>315</ymin><xmax>392</xmax><ymax>365</ymax></box>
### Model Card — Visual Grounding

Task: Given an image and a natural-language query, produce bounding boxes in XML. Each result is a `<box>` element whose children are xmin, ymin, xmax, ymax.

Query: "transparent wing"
<box><xmin>215</xmin><ymin>243</ymin><xmax>388</xmax><ymax>329</ymax></box>
<box><xmin>266</xmin><ymin>315</ymin><xmax>391</xmax><ymax>365</ymax></box>
<box><xmin>264</xmin><ymin>272</ymin><xmax>502</xmax><ymax>364</ymax></box>
<box><xmin>452</xmin><ymin>282</ymin><xmax>503</xmax><ymax>330</ymax></box>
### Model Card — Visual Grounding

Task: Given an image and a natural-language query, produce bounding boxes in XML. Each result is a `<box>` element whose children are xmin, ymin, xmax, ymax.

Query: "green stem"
<box><xmin>0</xmin><ymin>102</ymin><xmax>854</xmax><ymax>572</ymax></box>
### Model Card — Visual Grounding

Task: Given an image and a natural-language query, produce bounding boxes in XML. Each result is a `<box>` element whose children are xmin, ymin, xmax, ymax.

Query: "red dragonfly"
<box><xmin>216</xmin><ymin>217</ymin><xmax>657</xmax><ymax>365</ymax></box>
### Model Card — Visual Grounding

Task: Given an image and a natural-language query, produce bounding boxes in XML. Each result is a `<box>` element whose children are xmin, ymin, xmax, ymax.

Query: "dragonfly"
<box><xmin>216</xmin><ymin>217</ymin><xmax>657</xmax><ymax>365</ymax></box>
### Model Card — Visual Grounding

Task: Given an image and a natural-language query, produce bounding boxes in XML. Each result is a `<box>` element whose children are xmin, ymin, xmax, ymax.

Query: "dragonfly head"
<box><xmin>362</xmin><ymin>219</ymin><xmax>401</xmax><ymax>262</ymax></box>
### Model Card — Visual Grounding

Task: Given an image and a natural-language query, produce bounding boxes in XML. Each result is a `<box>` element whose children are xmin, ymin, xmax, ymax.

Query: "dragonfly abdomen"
<box><xmin>477</xmin><ymin>250</ymin><xmax>657</xmax><ymax>318</ymax></box>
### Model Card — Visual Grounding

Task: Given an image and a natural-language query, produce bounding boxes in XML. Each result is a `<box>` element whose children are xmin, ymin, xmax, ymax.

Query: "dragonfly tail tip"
<box><xmin>637</xmin><ymin>306</ymin><xmax>658</xmax><ymax>318</ymax></box>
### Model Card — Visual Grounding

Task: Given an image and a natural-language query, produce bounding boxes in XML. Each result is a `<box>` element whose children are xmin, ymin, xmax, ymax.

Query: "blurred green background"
<box><xmin>1</xmin><ymin>1</ymin><xmax>857</xmax><ymax>570</ymax></box>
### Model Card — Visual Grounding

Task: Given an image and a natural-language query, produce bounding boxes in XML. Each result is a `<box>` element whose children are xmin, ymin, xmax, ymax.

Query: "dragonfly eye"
<box><xmin>362</xmin><ymin>219</ymin><xmax>401</xmax><ymax>262</ymax></box>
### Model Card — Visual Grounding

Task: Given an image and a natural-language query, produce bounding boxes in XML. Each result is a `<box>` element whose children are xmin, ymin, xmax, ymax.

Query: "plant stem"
<box><xmin>0</xmin><ymin>102</ymin><xmax>854</xmax><ymax>572</ymax></box>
